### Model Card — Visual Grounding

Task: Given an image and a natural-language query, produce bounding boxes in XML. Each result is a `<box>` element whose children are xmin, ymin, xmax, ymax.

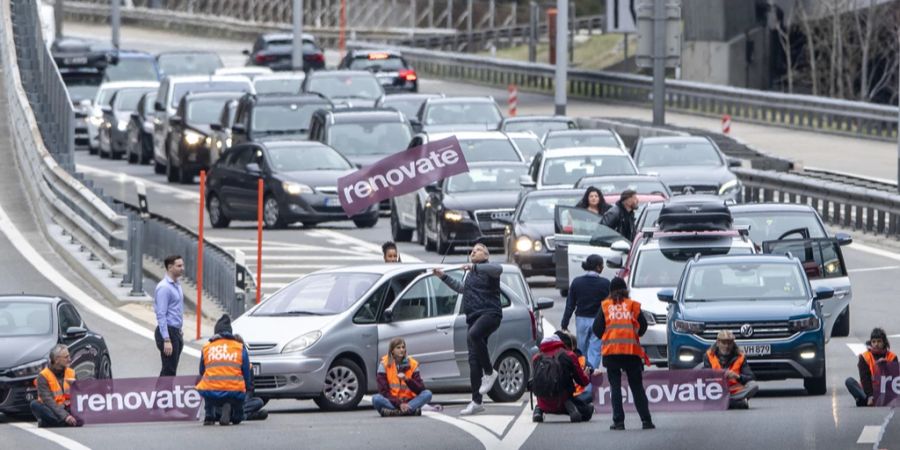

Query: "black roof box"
<box><xmin>657</xmin><ymin>198</ymin><xmax>732</xmax><ymax>232</ymax></box>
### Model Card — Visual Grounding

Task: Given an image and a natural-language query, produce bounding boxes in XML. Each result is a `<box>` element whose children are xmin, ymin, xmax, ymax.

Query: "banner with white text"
<box><xmin>592</xmin><ymin>369</ymin><xmax>729</xmax><ymax>412</ymax></box>
<box><xmin>70</xmin><ymin>376</ymin><xmax>202</xmax><ymax>424</ymax></box>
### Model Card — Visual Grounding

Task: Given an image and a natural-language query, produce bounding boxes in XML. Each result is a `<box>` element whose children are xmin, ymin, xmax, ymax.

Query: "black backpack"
<box><xmin>531</xmin><ymin>352</ymin><xmax>569</xmax><ymax>398</ymax></box>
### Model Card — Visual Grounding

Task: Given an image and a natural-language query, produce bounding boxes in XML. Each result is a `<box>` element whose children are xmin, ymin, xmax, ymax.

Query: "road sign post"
<box><xmin>635</xmin><ymin>0</ymin><xmax>681</xmax><ymax>126</ymax></box>
<box><xmin>111</xmin><ymin>0</ymin><xmax>120</xmax><ymax>49</ymax></box>
<box><xmin>292</xmin><ymin>0</ymin><xmax>305</xmax><ymax>71</ymax></box>
<box><xmin>554</xmin><ymin>0</ymin><xmax>568</xmax><ymax>116</ymax></box>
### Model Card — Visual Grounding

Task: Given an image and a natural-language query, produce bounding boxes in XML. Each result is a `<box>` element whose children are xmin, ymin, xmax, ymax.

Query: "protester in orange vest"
<box><xmin>557</xmin><ymin>330</ymin><xmax>594</xmax><ymax>406</ymax></box>
<box><xmin>592</xmin><ymin>277</ymin><xmax>654</xmax><ymax>431</ymax></box>
<box><xmin>30</xmin><ymin>344</ymin><xmax>82</xmax><ymax>428</ymax></box>
<box><xmin>846</xmin><ymin>327</ymin><xmax>897</xmax><ymax>407</ymax></box>
<box><xmin>702</xmin><ymin>330</ymin><xmax>759</xmax><ymax>409</ymax></box>
<box><xmin>196</xmin><ymin>315</ymin><xmax>251</xmax><ymax>426</ymax></box>
<box><xmin>531</xmin><ymin>331</ymin><xmax>593</xmax><ymax>423</ymax></box>
<box><xmin>373</xmin><ymin>337</ymin><xmax>433</xmax><ymax>417</ymax></box>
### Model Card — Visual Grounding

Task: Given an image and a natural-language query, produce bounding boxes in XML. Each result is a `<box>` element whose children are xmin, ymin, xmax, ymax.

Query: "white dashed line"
<box><xmin>848</xmin><ymin>266</ymin><xmax>900</xmax><ymax>273</ymax></box>
<box><xmin>9</xmin><ymin>423</ymin><xmax>91</xmax><ymax>450</ymax></box>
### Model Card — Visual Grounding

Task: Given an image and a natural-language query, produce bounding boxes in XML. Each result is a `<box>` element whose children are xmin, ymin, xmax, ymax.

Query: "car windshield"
<box><xmin>265</xmin><ymin>40</ymin><xmax>318</xmax><ymax>52</ymax></box>
<box><xmin>253</xmin><ymin>273</ymin><xmax>381</xmax><ymax>315</ymax></box>
<box><xmin>519</xmin><ymin>195</ymin><xmax>580</xmax><ymax>221</ymax></box>
<box><xmin>67</xmin><ymin>84</ymin><xmax>100</xmax><ymax>102</ymax></box>
<box><xmin>578</xmin><ymin>178</ymin><xmax>669</xmax><ymax>196</ymax></box>
<box><xmin>252</xmin><ymin>103</ymin><xmax>327</xmax><ymax>133</ymax></box>
<box><xmin>114</xmin><ymin>89</ymin><xmax>152</xmax><ymax>112</ymax></box>
<box><xmin>503</xmin><ymin>120</ymin><xmax>572</xmax><ymax>138</ymax></box>
<box><xmin>306</xmin><ymin>74</ymin><xmax>383</xmax><ymax>100</ymax></box>
<box><xmin>545</xmin><ymin>133</ymin><xmax>619</xmax><ymax>149</ymax></box>
<box><xmin>157</xmin><ymin>53</ymin><xmax>223</xmax><ymax>76</ymax></box>
<box><xmin>446</xmin><ymin>166</ymin><xmax>527</xmax><ymax>193</ymax></box>
<box><xmin>329</xmin><ymin>122</ymin><xmax>411</xmax><ymax>156</ymax></box>
<box><xmin>105</xmin><ymin>58</ymin><xmax>158</xmax><ymax>81</ymax></box>
<box><xmin>684</xmin><ymin>262</ymin><xmax>808</xmax><ymax>301</ymax></box>
<box><xmin>424</xmin><ymin>102</ymin><xmax>502</xmax><ymax>126</ymax></box>
<box><xmin>171</xmin><ymin>81</ymin><xmax>251</xmax><ymax>108</ymax></box>
<box><xmin>0</xmin><ymin>302</ymin><xmax>52</xmax><ymax>337</ymax></box>
<box><xmin>542</xmin><ymin>155</ymin><xmax>636</xmax><ymax>185</ymax></box>
<box><xmin>633</xmin><ymin>245</ymin><xmax>753</xmax><ymax>288</ymax></box>
<box><xmin>187</xmin><ymin>98</ymin><xmax>236</xmax><ymax>125</ymax></box>
<box><xmin>636</xmin><ymin>142</ymin><xmax>723</xmax><ymax>168</ymax></box>
<box><xmin>95</xmin><ymin>87</ymin><xmax>120</xmax><ymax>106</ymax></box>
<box><xmin>732</xmin><ymin>211</ymin><xmax>827</xmax><ymax>244</ymax></box>
<box><xmin>348</xmin><ymin>56</ymin><xmax>407</xmax><ymax>71</ymax></box>
<box><xmin>512</xmin><ymin>137</ymin><xmax>543</xmax><ymax>161</ymax></box>
<box><xmin>266</xmin><ymin>145</ymin><xmax>352</xmax><ymax>171</ymax></box>
<box><xmin>254</xmin><ymin>77</ymin><xmax>305</xmax><ymax>95</ymax></box>
<box><xmin>381</xmin><ymin>98</ymin><xmax>428</xmax><ymax>118</ymax></box>
<box><xmin>459</xmin><ymin>139</ymin><xmax>521</xmax><ymax>162</ymax></box>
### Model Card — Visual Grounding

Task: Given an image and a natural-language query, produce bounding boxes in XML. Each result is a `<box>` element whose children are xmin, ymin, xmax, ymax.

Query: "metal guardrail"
<box><xmin>795</xmin><ymin>167</ymin><xmax>897</xmax><ymax>193</ymax></box>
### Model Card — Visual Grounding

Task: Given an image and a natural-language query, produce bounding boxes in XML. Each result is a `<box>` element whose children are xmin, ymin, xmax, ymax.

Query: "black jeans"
<box><xmin>30</xmin><ymin>401</ymin><xmax>83</xmax><ymax>427</ymax></box>
<box><xmin>203</xmin><ymin>397</ymin><xmax>246</xmax><ymax>424</ymax></box>
<box><xmin>467</xmin><ymin>313</ymin><xmax>502</xmax><ymax>403</ymax></box>
<box><xmin>846</xmin><ymin>377</ymin><xmax>870</xmax><ymax>407</ymax></box>
<box><xmin>154</xmin><ymin>326</ymin><xmax>184</xmax><ymax>376</ymax></box>
<box><xmin>604</xmin><ymin>355</ymin><xmax>652</xmax><ymax>424</ymax></box>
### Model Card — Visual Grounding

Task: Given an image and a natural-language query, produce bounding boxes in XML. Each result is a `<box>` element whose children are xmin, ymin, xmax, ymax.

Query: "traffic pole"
<box><xmin>721</xmin><ymin>114</ymin><xmax>731</xmax><ymax>134</ymax></box>
<box><xmin>554</xmin><ymin>0</ymin><xmax>568</xmax><ymax>116</ymax></box>
<box><xmin>507</xmin><ymin>84</ymin><xmax>518</xmax><ymax>117</ymax></box>
<box><xmin>196</xmin><ymin>170</ymin><xmax>205</xmax><ymax>340</ymax></box>
<box><xmin>111</xmin><ymin>0</ymin><xmax>121</xmax><ymax>49</ymax></box>
<box><xmin>292</xmin><ymin>0</ymin><xmax>305</xmax><ymax>71</ymax></box>
<box><xmin>339</xmin><ymin>0</ymin><xmax>347</xmax><ymax>57</ymax></box>
<box><xmin>256</xmin><ymin>178</ymin><xmax>264</xmax><ymax>304</ymax></box>
<box><xmin>651</xmin><ymin>0</ymin><xmax>666</xmax><ymax>125</ymax></box>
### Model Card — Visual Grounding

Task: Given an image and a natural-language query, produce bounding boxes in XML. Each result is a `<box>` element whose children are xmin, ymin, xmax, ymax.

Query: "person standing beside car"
<box><xmin>601</xmin><ymin>190</ymin><xmax>639</xmax><ymax>241</ymax></box>
<box><xmin>30</xmin><ymin>344</ymin><xmax>83</xmax><ymax>428</ymax></box>
<box><xmin>155</xmin><ymin>255</ymin><xmax>185</xmax><ymax>376</ymax></box>
<box><xmin>561</xmin><ymin>254</ymin><xmax>608</xmax><ymax>369</ymax></box>
<box><xmin>433</xmin><ymin>243</ymin><xmax>503</xmax><ymax>416</ymax></box>
<box><xmin>575</xmin><ymin>186</ymin><xmax>609</xmax><ymax>216</ymax></box>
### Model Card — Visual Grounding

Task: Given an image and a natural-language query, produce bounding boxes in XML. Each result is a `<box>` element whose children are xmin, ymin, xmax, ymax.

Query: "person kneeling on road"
<box><xmin>702</xmin><ymin>330</ymin><xmax>759</xmax><ymax>409</ymax></box>
<box><xmin>196</xmin><ymin>315</ymin><xmax>251</xmax><ymax>426</ymax></box>
<box><xmin>557</xmin><ymin>330</ymin><xmax>594</xmax><ymax>406</ymax></box>
<box><xmin>30</xmin><ymin>344</ymin><xmax>83</xmax><ymax>428</ymax></box>
<box><xmin>531</xmin><ymin>333</ymin><xmax>593</xmax><ymax>423</ymax></box>
<box><xmin>846</xmin><ymin>327</ymin><xmax>896</xmax><ymax>407</ymax></box>
<box><xmin>233</xmin><ymin>334</ymin><xmax>268</xmax><ymax>421</ymax></box>
<box><xmin>373</xmin><ymin>337</ymin><xmax>433</xmax><ymax>417</ymax></box>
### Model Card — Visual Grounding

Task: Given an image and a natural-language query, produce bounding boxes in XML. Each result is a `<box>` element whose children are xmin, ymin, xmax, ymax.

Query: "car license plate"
<box><xmin>65</xmin><ymin>56</ymin><xmax>88</xmax><ymax>65</ymax></box>
<box><xmin>325</xmin><ymin>197</ymin><xmax>341</xmax><ymax>207</ymax></box>
<box><xmin>252</xmin><ymin>363</ymin><xmax>260</xmax><ymax>376</ymax></box>
<box><xmin>741</xmin><ymin>344</ymin><xmax>771</xmax><ymax>356</ymax></box>
<box><xmin>490</xmin><ymin>221</ymin><xmax>506</xmax><ymax>229</ymax></box>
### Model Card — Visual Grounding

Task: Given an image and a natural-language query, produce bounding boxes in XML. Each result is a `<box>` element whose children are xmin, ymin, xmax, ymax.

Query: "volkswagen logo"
<box><xmin>682</xmin><ymin>186</ymin><xmax>696</xmax><ymax>195</ymax></box>
<box><xmin>740</xmin><ymin>324</ymin><xmax>754</xmax><ymax>338</ymax></box>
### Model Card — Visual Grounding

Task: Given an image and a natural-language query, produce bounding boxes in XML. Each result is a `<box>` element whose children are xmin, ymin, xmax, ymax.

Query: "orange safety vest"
<box><xmin>34</xmin><ymin>367</ymin><xmax>76</xmax><ymax>406</ymax></box>
<box><xmin>196</xmin><ymin>339</ymin><xmax>246</xmax><ymax>392</ymax></box>
<box><xmin>573</xmin><ymin>355</ymin><xmax>587</xmax><ymax>397</ymax></box>
<box><xmin>707</xmin><ymin>349</ymin><xmax>746</xmax><ymax>395</ymax></box>
<box><xmin>862</xmin><ymin>350</ymin><xmax>898</xmax><ymax>380</ymax></box>
<box><xmin>600</xmin><ymin>298</ymin><xmax>650</xmax><ymax>365</ymax></box>
<box><xmin>381</xmin><ymin>355</ymin><xmax>419</xmax><ymax>402</ymax></box>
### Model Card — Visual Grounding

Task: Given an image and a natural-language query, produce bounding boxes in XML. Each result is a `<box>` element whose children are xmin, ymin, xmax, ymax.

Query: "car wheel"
<box><xmin>301</xmin><ymin>221</ymin><xmax>318</xmax><ymax>229</ymax></box>
<box><xmin>436</xmin><ymin>222</ymin><xmax>453</xmax><ymax>255</ymax></box>
<box><xmin>89</xmin><ymin>144</ymin><xmax>98</xmax><ymax>156</ymax></box>
<box><xmin>488</xmin><ymin>351</ymin><xmax>527</xmax><ymax>403</ymax></box>
<box><xmin>178</xmin><ymin>165</ymin><xmax>193</xmax><ymax>184</ymax></box>
<box><xmin>353</xmin><ymin>216</ymin><xmax>378</xmax><ymax>228</ymax></box>
<box><xmin>208</xmin><ymin>194</ymin><xmax>230</xmax><ymax>228</ymax></box>
<box><xmin>313</xmin><ymin>358</ymin><xmax>365</xmax><ymax>411</ymax></box>
<box><xmin>127</xmin><ymin>151</ymin><xmax>138</xmax><ymax>164</ymax></box>
<box><xmin>166</xmin><ymin>154</ymin><xmax>178</xmax><ymax>183</ymax></box>
<box><xmin>391</xmin><ymin>204</ymin><xmax>413</xmax><ymax>242</ymax></box>
<box><xmin>95</xmin><ymin>354</ymin><xmax>112</xmax><ymax>379</ymax></box>
<box><xmin>415</xmin><ymin>202</ymin><xmax>425</xmax><ymax>245</ymax></box>
<box><xmin>263</xmin><ymin>195</ymin><xmax>286</xmax><ymax>229</ymax></box>
<box><xmin>424</xmin><ymin>224</ymin><xmax>436</xmax><ymax>252</ymax></box>
<box><xmin>154</xmin><ymin>158</ymin><xmax>165</xmax><ymax>174</ymax></box>
<box><xmin>804</xmin><ymin>362</ymin><xmax>827</xmax><ymax>396</ymax></box>
<box><xmin>832</xmin><ymin>307</ymin><xmax>850</xmax><ymax>338</ymax></box>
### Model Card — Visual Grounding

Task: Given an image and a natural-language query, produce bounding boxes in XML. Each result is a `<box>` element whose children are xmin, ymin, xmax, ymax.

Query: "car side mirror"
<box><xmin>728</xmin><ymin>157</ymin><xmax>742</xmax><ymax>168</ymax></box>
<box><xmin>519</xmin><ymin>174</ymin><xmax>536</xmax><ymax>188</ymax></box>
<box><xmin>382</xmin><ymin>310</ymin><xmax>394</xmax><ymax>323</ymax></box>
<box><xmin>835</xmin><ymin>232</ymin><xmax>852</xmax><ymax>246</ymax></box>
<box><xmin>606</xmin><ymin>256</ymin><xmax>623</xmax><ymax>269</ymax></box>
<box><xmin>814</xmin><ymin>286</ymin><xmax>834</xmax><ymax>301</ymax></box>
<box><xmin>130</xmin><ymin>112</ymin><xmax>140</xmax><ymax>120</ymax></box>
<box><xmin>611</xmin><ymin>240</ymin><xmax>631</xmax><ymax>253</ymax></box>
<box><xmin>245</xmin><ymin>162</ymin><xmax>261</xmax><ymax>174</ymax></box>
<box><xmin>424</xmin><ymin>184</ymin><xmax>440</xmax><ymax>194</ymax></box>
<box><xmin>242</xmin><ymin>49</ymin><xmax>250</xmax><ymax>55</ymax></box>
<box><xmin>210</xmin><ymin>123</ymin><xmax>222</xmax><ymax>131</ymax></box>
<box><xmin>154</xmin><ymin>101</ymin><xmax>165</xmax><ymax>112</ymax></box>
<box><xmin>64</xmin><ymin>326</ymin><xmax>87</xmax><ymax>339</ymax></box>
<box><xmin>101</xmin><ymin>105</ymin><xmax>112</xmax><ymax>114</ymax></box>
<box><xmin>169</xmin><ymin>116</ymin><xmax>182</xmax><ymax>126</ymax></box>
<box><xmin>535</xmin><ymin>297</ymin><xmax>554</xmax><ymax>311</ymax></box>
<box><xmin>232</xmin><ymin>123</ymin><xmax>247</xmax><ymax>134</ymax></box>
<box><xmin>657</xmin><ymin>289</ymin><xmax>676</xmax><ymax>304</ymax></box>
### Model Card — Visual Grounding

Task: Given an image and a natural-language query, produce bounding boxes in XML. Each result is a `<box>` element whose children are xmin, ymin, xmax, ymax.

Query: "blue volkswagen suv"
<box><xmin>658</xmin><ymin>254</ymin><xmax>831</xmax><ymax>395</ymax></box>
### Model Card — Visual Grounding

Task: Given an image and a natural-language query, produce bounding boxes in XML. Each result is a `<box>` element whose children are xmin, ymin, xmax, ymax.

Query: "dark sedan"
<box><xmin>125</xmin><ymin>92</ymin><xmax>157</xmax><ymax>165</ymax></box>
<box><xmin>0</xmin><ymin>296</ymin><xmax>112</xmax><ymax>417</ymax></box>
<box><xmin>422</xmin><ymin>162</ymin><xmax>528</xmax><ymax>254</ymax></box>
<box><xmin>231</xmin><ymin>93</ymin><xmax>333</xmax><ymax>146</ymax></box>
<box><xmin>99</xmin><ymin>85</ymin><xmax>158</xmax><ymax>159</ymax></box>
<box><xmin>502</xmin><ymin>189</ymin><xmax>581</xmax><ymax>278</ymax></box>
<box><xmin>206</xmin><ymin>140</ymin><xmax>379</xmax><ymax>229</ymax></box>
<box><xmin>244</xmin><ymin>33</ymin><xmax>325</xmax><ymax>72</ymax></box>
<box><xmin>166</xmin><ymin>91</ymin><xmax>245</xmax><ymax>183</ymax></box>
<box><xmin>632</xmin><ymin>136</ymin><xmax>743</xmax><ymax>202</ymax></box>
<box><xmin>338</xmin><ymin>50</ymin><xmax>418</xmax><ymax>93</ymax></box>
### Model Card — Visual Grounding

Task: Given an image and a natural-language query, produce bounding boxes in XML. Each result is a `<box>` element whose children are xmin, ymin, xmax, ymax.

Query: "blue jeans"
<box><xmin>204</xmin><ymin>397</ymin><xmax>245</xmax><ymax>424</ymax></box>
<box><xmin>372</xmin><ymin>390</ymin><xmax>433</xmax><ymax>413</ymax></box>
<box><xmin>576</xmin><ymin>315</ymin><xmax>602</xmax><ymax>368</ymax></box>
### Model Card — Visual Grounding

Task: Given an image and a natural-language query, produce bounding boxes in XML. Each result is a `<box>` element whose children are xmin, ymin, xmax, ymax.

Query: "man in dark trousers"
<box><xmin>30</xmin><ymin>344</ymin><xmax>83</xmax><ymax>428</ymax></box>
<box><xmin>433</xmin><ymin>243</ymin><xmax>503</xmax><ymax>416</ymax></box>
<box><xmin>846</xmin><ymin>327</ymin><xmax>897</xmax><ymax>407</ymax></box>
<box><xmin>561</xmin><ymin>254</ymin><xmax>609</xmax><ymax>369</ymax></box>
<box><xmin>154</xmin><ymin>255</ymin><xmax>185</xmax><ymax>376</ymax></box>
<box><xmin>601</xmin><ymin>190</ymin><xmax>640</xmax><ymax>241</ymax></box>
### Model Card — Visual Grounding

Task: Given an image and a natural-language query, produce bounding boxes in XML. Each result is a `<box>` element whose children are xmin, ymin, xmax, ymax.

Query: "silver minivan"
<box><xmin>232</xmin><ymin>263</ymin><xmax>552</xmax><ymax>411</ymax></box>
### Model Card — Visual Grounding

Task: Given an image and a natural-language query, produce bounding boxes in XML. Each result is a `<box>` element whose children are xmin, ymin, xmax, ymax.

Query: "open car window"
<box><xmin>761</xmin><ymin>238</ymin><xmax>846</xmax><ymax>280</ymax></box>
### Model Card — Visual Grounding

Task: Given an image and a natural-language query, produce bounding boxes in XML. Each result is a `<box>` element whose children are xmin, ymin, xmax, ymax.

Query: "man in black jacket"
<box><xmin>434</xmin><ymin>243</ymin><xmax>503</xmax><ymax>416</ymax></box>
<box><xmin>601</xmin><ymin>190</ymin><xmax>640</xmax><ymax>241</ymax></box>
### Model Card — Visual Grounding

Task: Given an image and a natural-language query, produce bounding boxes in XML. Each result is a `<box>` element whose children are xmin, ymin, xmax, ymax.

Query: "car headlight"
<box><xmin>824</xmin><ymin>260</ymin><xmax>840</xmax><ymax>274</ymax></box>
<box><xmin>718</xmin><ymin>179</ymin><xmax>740</xmax><ymax>196</ymax></box>
<box><xmin>673</xmin><ymin>319</ymin><xmax>704</xmax><ymax>334</ymax></box>
<box><xmin>789</xmin><ymin>316</ymin><xmax>820</xmax><ymax>332</ymax></box>
<box><xmin>225</xmin><ymin>137</ymin><xmax>232</xmax><ymax>148</ymax></box>
<box><xmin>184</xmin><ymin>130</ymin><xmax>205</xmax><ymax>146</ymax></box>
<box><xmin>205</xmin><ymin>136</ymin><xmax>212</xmax><ymax>147</ymax></box>
<box><xmin>10</xmin><ymin>359</ymin><xmax>48</xmax><ymax>378</ymax></box>
<box><xmin>516</xmin><ymin>236</ymin><xmax>533</xmax><ymax>252</ymax></box>
<box><xmin>282</xmin><ymin>330</ymin><xmax>322</xmax><ymax>354</ymax></box>
<box><xmin>443</xmin><ymin>210</ymin><xmax>466</xmax><ymax>222</ymax></box>
<box><xmin>532</xmin><ymin>240</ymin><xmax>543</xmax><ymax>252</ymax></box>
<box><xmin>117</xmin><ymin>120</ymin><xmax>128</xmax><ymax>131</ymax></box>
<box><xmin>143</xmin><ymin>120</ymin><xmax>154</xmax><ymax>134</ymax></box>
<box><xmin>282</xmin><ymin>181</ymin><xmax>313</xmax><ymax>195</ymax></box>
<box><xmin>89</xmin><ymin>110</ymin><xmax>103</xmax><ymax>126</ymax></box>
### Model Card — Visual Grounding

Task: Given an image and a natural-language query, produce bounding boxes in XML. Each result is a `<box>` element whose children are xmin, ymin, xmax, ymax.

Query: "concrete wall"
<box><xmin>682</xmin><ymin>26</ymin><xmax>769</xmax><ymax>90</ymax></box>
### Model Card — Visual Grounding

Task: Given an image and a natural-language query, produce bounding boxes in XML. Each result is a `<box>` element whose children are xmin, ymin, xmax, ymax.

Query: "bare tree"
<box><xmin>796</xmin><ymin>1</ymin><xmax>818</xmax><ymax>95</ymax></box>
<box><xmin>773</xmin><ymin>1</ymin><xmax>798</xmax><ymax>92</ymax></box>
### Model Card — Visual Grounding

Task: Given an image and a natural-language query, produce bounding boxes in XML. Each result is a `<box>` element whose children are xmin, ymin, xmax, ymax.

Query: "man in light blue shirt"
<box><xmin>154</xmin><ymin>255</ymin><xmax>185</xmax><ymax>376</ymax></box>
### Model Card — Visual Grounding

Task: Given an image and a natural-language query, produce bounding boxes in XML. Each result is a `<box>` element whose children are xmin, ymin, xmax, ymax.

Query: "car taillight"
<box><xmin>305</xmin><ymin>52</ymin><xmax>325</xmax><ymax>62</ymax></box>
<box><xmin>254</xmin><ymin>54</ymin><xmax>270</xmax><ymax>64</ymax></box>
<box><xmin>528</xmin><ymin>310</ymin><xmax>538</xmax><ymax>342</ymax></box>
<box><xmin>399</xmin><ymin>69</ymin><xmax>417</xmax><ymax>81</ymax></box>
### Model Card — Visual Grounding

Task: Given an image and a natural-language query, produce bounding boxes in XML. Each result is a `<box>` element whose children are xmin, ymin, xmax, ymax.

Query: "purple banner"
<box><xmin>592</xmin><ymin>369</ymin><xmax>729</xmax><ymax>413</ymax></box>
<box><xmin>337</xmin><ymin>136</ymin><xmax>468</xmax><ymax>216</ymax></box>
<box><xmin>874</xmin><ymin>360</ymin><xmax>900</xmax><ymax>407</ymax></box>
<box><xmin>70</xmin><ymin>376</ymin><xmax>202</xmax><ymax>424</ymax></box>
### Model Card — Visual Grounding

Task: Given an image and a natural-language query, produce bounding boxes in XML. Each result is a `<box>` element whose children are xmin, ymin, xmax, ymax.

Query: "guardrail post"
<box><xmin>130</xmin><ymin>215</ymin><xmax>145</xmax><ymax>296</ymax></box>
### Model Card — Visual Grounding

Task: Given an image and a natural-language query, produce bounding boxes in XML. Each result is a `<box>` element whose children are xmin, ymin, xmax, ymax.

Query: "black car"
<box><xmin>307</xmin><ymin>108</ymin><xmax>412</xmax><ymax>168</ymax></box>
<box><xmin>244</xmin><ymin>33</ymin><xmax>325</xmax><ymax>72</ymax></box>
<box><xmin>206</xmin><ymin>140</ymin><xmax>379</xmax><ymax>229</ymax></box>
<box><xmin>375</xmin><ymin>93</ymin><xmax>444</xmax><ymax>119</ymax></box>
<box><xmin>126</xmin><ymin>92</ymin><xmax>158</xmax><ymax>165</ymax></box>
<box><xmin>99</xmin><ymin>86</ymin><xmax>158</xmax><ymax>160</ymax></box>
<box><xmin>51</xmin><ymin>37</ymin><xmax>116</xmax><ymax>71</ymax></box>
<box><xmin>166</xmin><ymin>91</ymin><xmax>245</xmax><ymax>183</ymax></box>
<box><xmin>502</xmin><ymin>189</ymin><xmax>582</xmax><ymax>278</ymax></box>
<box><xmin>156</xmin><ymin>51</ymin><xmax>224</xmax><ymax>77</ymax></box>
<box><xmin>209</xmin><ymin>99</ymin><xmax>240</xmax><ymax>165</ymax></box>
<box><xmin>231</xmin><ymin>93</ymin><xmax>333</xmax><ymax>146</ymax></box>
<box><xmin>499</xmin><ymin>115</ymin><xmax>578</xmax><ymax>140</ymax></box>
<box><xmin>0</xmin><ymin>295</ymin><xmax>112</xmax><ymax>417</ymax></box>
<box><xmin>415</xmin><ymin>96</ymin><xmax>504</xmax><ymax>134</ymax></box>
<box><xmin>338</xmin><ymin>50</ymin><xmax>418</xmax><ymax>93</ymax></box>
<box><xmin>422</xmin><ymin>162</ymin><xmax>528</xmax><ymax>254</ymax></box>
<box><xmin>303</xmin><ymin>70</ymin><xmax>385</xmax><ymax>108</ymax></box>
<box><xmin>632</xmin><ymin>136</ymin><xmax>743</xmax><ymax>202</ymax></box>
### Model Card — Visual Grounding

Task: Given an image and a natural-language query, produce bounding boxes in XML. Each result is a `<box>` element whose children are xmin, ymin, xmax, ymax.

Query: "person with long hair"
<box><xmin>575</xmin><ymin>186</ymin><xmax>609</xmax><ymax>215</ymax></box>
<box><xmin>561</xmin><ymin>254</ymin><xmax>609</xmax><ymax>369</ymax></box>
<box><xmin>373</xmin><ymin>337</ymin><xmax>433</xmax><ymax>416</ymax></box>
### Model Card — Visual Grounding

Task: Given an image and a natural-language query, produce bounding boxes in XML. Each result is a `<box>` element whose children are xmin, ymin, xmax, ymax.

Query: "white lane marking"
<box><xmin>543</xmin><ymin>318</ymin><xmax>557</xmax><ymax>335</ymax></box>
<box><xmin>254</xmin><ymin>264</ymin><xmax>339</xmax><ymax>270</ymax></box>
<box><xmin>857</xmin><ymin>425</ymin><xmax>882</xmax><ymax>444</ymax></box>
<box><xmin>0</xmin><ymin>202</ymin><xmax>201</xmax><ymax>359</ymax></box>
<box><xmin>260</xmin><ymin>273</ymin><xmax>312</xmax><ymax>280</ymax></box>
<box><xmin>847</xmin><ymin>343</ymin><xmax>867</xmax><ymax>356</ymax></box>
<box><xmin>848</xmin><ymin>266</ymin><xmax>900</xmax><ymax>273</ymax></box>
<box><xmin>9</xmin><ymin>422</ymin><xmax>91</xmax><ymax>450</ymax></box>
<box><xmin>250</xmin><ymin>255</ymin><xmax>384</xmax><ymax>261</ymax></box>
<box><xmin>459</xmin><ymin>414</ymin><xmax>514</xmax><ymax>436</ymax></box>
<box><xmin>847</xmin><ymin>243</ymin><xmax>900</xmax><ymax>263</ymax></box>
<box><xmin>76</xmin><ymin>164</ymin><xmax>200</xmax><ymax>200</ymax></box>
<box><xmin>308</xmin><ymin>229</ymin><xmax>424</xmax><ymax>263</ymax></box>
<box><xmin>872</xmin><ymin>408</ymin><xmax>895</xmax><ymax>450</ymax></box>
<box><xmin>423</xmin><ymin>410</ymin><xmax>502</xmax><ymax>448</ymax></box>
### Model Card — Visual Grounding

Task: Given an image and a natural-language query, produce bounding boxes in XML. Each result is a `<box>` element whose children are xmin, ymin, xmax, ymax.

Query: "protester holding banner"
<box><xmin>154</xmin><ymin>255</ymin><xmax>186</xmax><ymax>376</ymax></box>
<box><xmin>702</xmin><ymin>330</ymin><xmax>759</xmax><ymax>409</ymax></box>
<box><xmin>846</xmin><ymin>327</ymin><xmax>897</xmax><ymax>407</ymax></box>
<box><xmin>433</xmin><ymin>243</ymin><xmax>503</xmax><ymax>416</ymax></box>
<box><xmin>30</xmin><ymin>344</ymin><xmax>83</xmax><ymax>428</ymax></box>
<box><xmin>373</xmin><ymin>337</ymin><xmax>433</xmax><ymax>417</ymax></box>
<box><xmin>593</xmin><ymin>277</ymin><xmax>654</xmax><ymax>430</ymax></box>
<box><xmin>531</xmin><ymin>332</ymin><xmax>593</xmax><ymax>423</ymax></box>
<box><xmin>561</xmin><ymin>254</ymin><xmax>609</xmax><ymax>369</ymax></box>
<box><xmin>196</xmin><ymin>315</ymin><xmax>251</xmax><ymax>426</ymax></box>
<box><xmin>382</xmin><ymin>241</ymin><xmax>401</xmax><ymax>263</ymax></box>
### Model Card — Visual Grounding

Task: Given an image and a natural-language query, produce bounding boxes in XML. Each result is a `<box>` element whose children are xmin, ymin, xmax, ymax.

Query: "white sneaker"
<box><xmin>479</xmin><ymin>371</ymin><xmax>499</xmax><ymax>395</ymax></box>
<box><xmin>460</xmin><ymin>401</ymin><xmax>485</xmax><ymax>416</ymax></box>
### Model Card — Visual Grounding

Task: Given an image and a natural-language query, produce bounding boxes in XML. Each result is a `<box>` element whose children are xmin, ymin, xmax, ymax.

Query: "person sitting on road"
<box><xmin>556</xmin><ymin>330</ymin><xmax>594</xmax><ymax>407</ymax></box>
<box><xmin>531</xmin><ymin>334</ymin><xmax>593</xmax><ymax>423</ymax></box>
<box><xmin>233</xmin><ymin>334</ymin><xmax>268</xmax><ymax>421</ymax></box>
<box><xmin>30</xmin><ymin>344</ymin><xmax>83</xmax><ymax>428</ymax></box>
<box><xmin>196</xmin><ymin>315</ymin><xmax>252</xmax><ymax>426</ymax></box>
<box><xmin>702</xmin><ymin>330</ymin><xmax>759</xmax><ymax>409</ymax></box>
<box><xmin>382</xmin><ymin>241</ymin><xmax>401</xmax><ymax>263</ymax></box>
<box><xmin>846</xmin><ymin>327</ymin><xmax>897</xmax><ymax>407</ymax></box>
<box><xmin>373</xmin><ymin>337</ymin><xmax>433</xmax><ymax>417</ymax></box>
